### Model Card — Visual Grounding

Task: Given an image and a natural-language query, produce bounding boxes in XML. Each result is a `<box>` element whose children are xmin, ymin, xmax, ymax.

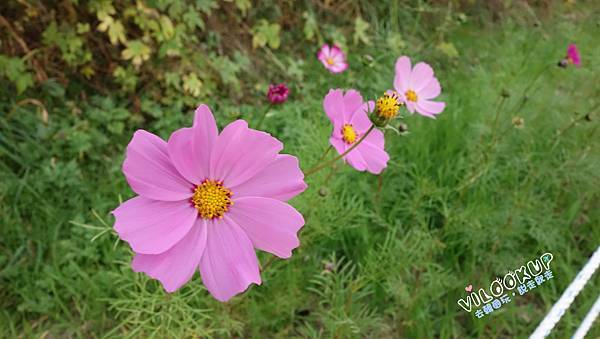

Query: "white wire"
<box><xmin>529</xmin><ymin>245</ymin><xmax>600</xmax><ymax>339</ymax></box>
<box><xmin>571</xmin><ymin>294</ymin><xmax>600</xmax><ymax>339</ymax></box>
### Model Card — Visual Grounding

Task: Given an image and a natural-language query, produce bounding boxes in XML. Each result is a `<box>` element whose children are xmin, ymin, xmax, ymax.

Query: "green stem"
<box><xmin>256</xmin><ymin>104</ymin><xmax>272</xmax><ymax>130</ymax></box>
<box><xmin>317</xmin><ymin>145</ymin><xmax>333</xmax><ymax>164</ymax></box>
<box><xmin>508</xmin><ymin>64</ymin><xmax>551</xmax><ymax>117</ymax></box>
<box><xmin>304</xmin><ymin>125</ymin><xmax>375</xmax><ymax>177</ymax></box>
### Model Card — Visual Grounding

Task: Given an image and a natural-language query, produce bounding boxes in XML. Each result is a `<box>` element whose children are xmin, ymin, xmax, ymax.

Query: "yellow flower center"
<box><xmin>375</xmin><ymin>92</ymin><xmax>401</xmax><ymax>119</ymax></box>
<box><xmin>341</xmin><ymin>124</ymin><xmax>358</xmax><ymax>144</ymax></box>
<box><xmin>326</xmin><ymin>57</ymin><xmax>335</xmax><ymax>65</ymax></box>
<box><xmin>192</xmin><ymin>180</ymin><xmax>233</xmax><ymax>219</ymax></box>
<box><xmin>405</xmin><ymin>89</ymin><xmax>418</xmax><ymax>102</ymax></box>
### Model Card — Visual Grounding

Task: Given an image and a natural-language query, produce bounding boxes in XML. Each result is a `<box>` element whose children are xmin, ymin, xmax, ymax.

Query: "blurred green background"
<box><xmin>1</xmin><ymin>0</ymin><xmax>599</xmax><ymax>337</ymax></box>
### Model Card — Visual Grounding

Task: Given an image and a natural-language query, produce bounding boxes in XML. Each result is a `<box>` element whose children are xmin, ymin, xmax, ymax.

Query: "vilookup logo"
<box><xmin>458</xmin><ymin>252</ymin><xmax>554</xmax><ymax>319</ymax></box>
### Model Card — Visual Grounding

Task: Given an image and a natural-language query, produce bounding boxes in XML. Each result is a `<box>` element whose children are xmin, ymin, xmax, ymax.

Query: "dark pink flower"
<box><xmin>567</xmin><ymin>44</ymin><xmax>581</xmax><ymax>67</ymax></box>
<box><xmin>267</xmin><ymin>83</ymin><xmax>289</xmax><ymax>104</ymax></box>
<box><xmin>113</xmin><ymin>105</ymin><xmax>307</xmax><ymax>301</ymax></box>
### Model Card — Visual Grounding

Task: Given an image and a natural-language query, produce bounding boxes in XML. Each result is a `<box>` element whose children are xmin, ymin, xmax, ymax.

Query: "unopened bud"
<box><xmin>558</xmin><ymin>59</ymin><xmax>568</xmax><ymax>68</ymax></box>
<box><xmin>398</xmin><ymin>122</ymin><xmax>408</xmax><ymax>134</ymax></box>
<box><xmin>512</xmin><ymin>116</ymin><xmax>525</xmax><ymax>129</ymax></box>
<box><xmin>318</xmin><ymin>187</ymin><xmax>329</xmax><ymax>197</ymax></box>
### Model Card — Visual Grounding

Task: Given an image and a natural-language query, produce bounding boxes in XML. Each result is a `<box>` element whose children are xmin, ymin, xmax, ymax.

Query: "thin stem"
<box><xmin>375</xmin><ymin>172</ymin><xmax>384</xmax><ymax>204</ymax></box>
<box><xmin>304</xmin><ymin>125</ymin><xmax>375</xmax><ymax>177</ymax></box>
<box><xmin>488</xmin><ymin>96</ymin><xmax>508</xmax><ymax>148</ymax></box>
<box><xmin>261</xmin><ymin>255</ymin><xmax>276</xmax><ymax>272</ymax></box>
<box><xmin>323</xmin><ymin>162</ymin><xmax>339</xmax><ymax>185</ymax></box>
<box><xmin>255</xmin><ymin>104</ymin><xmax>272</xmax><ymax>130</ymax></box>
<box><xmin>507</xmin><ymin>64</ymin><xmax>551</xmax><ymax>117</ymax></box>
<box><xmin>316</xmin><ymin>145</ymin><xmax>333</xmax><ymax>164</ymax></box>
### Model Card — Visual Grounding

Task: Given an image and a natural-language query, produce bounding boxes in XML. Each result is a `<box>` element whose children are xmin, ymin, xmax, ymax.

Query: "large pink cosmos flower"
<box><xmin>112</xmin><ymin>105</ymin><xmax>307</xmax><ymax>302</ymax></box>
<box><xmin>318</xmin><ymin>44</ymin><xmax>348</xmax><ymax>73</ymax></box>
<box><xmin>324</xmin><ymin>89</ymin><xmax>389</xmax><ymax>174</ymax></box>
<box><xmin>393</xmin><ymin>56</ymin><xmax>445</xmax><ymax>118</ymax></box>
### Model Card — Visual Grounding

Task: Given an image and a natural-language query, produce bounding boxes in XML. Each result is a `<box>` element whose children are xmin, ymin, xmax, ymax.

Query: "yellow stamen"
<box><xmin>405</xmin><ymin>89</ymin><xmax>418</xmax><ymax>102</ymax></box>
<box><xmin>326</xmin><ymin>58</ymin><xmax>335</xmax><ymax>65</ymax></box>
<box><xmin>192</xmin><ymin>180</ymin><xmax>233</xmax><ymax>219</ymax></box>
<box><xmin>375</xmin><ymin>92</ymin><xmax>402</xmax><ymax>119</ymax></box>
<box><xmin>341</xmin><ymin>124</ymin><xmax>358</xmax><ymax>144</ymax></box>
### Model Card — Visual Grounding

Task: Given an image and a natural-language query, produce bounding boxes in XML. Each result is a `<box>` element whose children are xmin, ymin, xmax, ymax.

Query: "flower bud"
<box><xmin>371</xmin><ymin>91</ymin><xmax>402</xmax><ymax>127</ymax></box>
<box><xmin>267</xmin><ymin>83</ymin><xmax>289</xmax><ymax>104</ymax></box>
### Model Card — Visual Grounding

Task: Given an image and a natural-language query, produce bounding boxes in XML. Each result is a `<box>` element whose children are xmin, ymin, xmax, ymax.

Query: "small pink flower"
<box><xmin>567</xmin><ymin>44</ymin><xmax>581</xmax><ymax>67</ymax></box>
<box><xmin>317</xmin><ymin>44</ymin><xmax>348</xmax><ymax>73</ymax></box>
<box><xmin>267</xmin><ymin>83</ymin><xmax>289</xmax><ymax>104</ymax></box>
<box><xmin>393</xmin><ymin>56</ymin><xmax>445</xmax><ymax>118</ymax></box>
<box><xmin>113</xmin><ymin>105</ymin><xmax>307</xmax><ymax>302</ymax></box>
<box><xmin>323</xmin><ymin>89</ymin><xmax>389</xmax><ymax>174</ymax></box>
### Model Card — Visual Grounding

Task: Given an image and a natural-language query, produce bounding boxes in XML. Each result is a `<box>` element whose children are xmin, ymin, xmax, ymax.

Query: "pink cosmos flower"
<box><xmin>112</xmin><ymin>105</ymin><xmax>307</xmax><ymax>302</ymax></box>
<box><xmin>318</xmin><ymin>44</ymin><xmax>348</xmax><ymax>73</ymax></box>
<box><xmin>393</xmin><ymin>56</ymin><xmax>445</xmax><ymax>118</ymax></box>
<box><xmin>323</xmin><ymin>89</ymin><xmax>389</xmax><ymax>174</ymax></box>
<box><xmin>267</xmin><ymin>83</ymin><xmax>289</xmax><ymax>104</ymax></box>
<box><xmin>567</xmin><ymin>44</ymin><xmax>581</xmax><ymax>67</ymax></box>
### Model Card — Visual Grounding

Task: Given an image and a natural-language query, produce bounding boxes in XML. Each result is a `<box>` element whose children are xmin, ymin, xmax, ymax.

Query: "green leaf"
<box><xmin>76</xmin><ymin>23</ymin><xmax>90</xmax><ymax>34</ymax></box>
<box><xmin>302</xmin><ymin>11</ymin><xmax>318</xmax><ymax>41</ymax></box>
<box><xmin>0</xmin><ymin>55</ymin><xmax>34</xmax><ymax>94</ymax></box>
<box><xmin>195</xmin><ymin>0</ymin><xmax>218</xmax><ymax>14</ymax></box>
<box><xmin>225</xmin><ymin>0</ymin><xmax>251</xmax><ymax>16</ymax></box>
<box><xmin>251</xmin><ymin>20</ymin><xmax>281</xmax><ymax>49</ymax></box>
<box><xmin>386</xmin><ymin>33</ymin><xmax>406</xmax><ymax>53</ymax></box>
<box><xmin>97</xmin><ymin>13</ymin><xmax>127</xmax><ymax>45</ymax></box>
<box><xmin>121</xmin><ymin>40</ymin><xmax>152</xmax><ymax>66</ymax></box>
<box><xmin>437</xmin><ymin>41</ymin><xmax>459</xmax><ymax>58</ymax></box>
<box><xmin>353</xmin><ymin>17</ymin><xmax>371</xmax><ymax>45</ymax></box>
<box><xmin>183</xmin><ymin>10</ymin><xmax>205</xmax><ymax>30</ymax></box>
<box><xmin>159</xmin><ymin>16</ymin><xmax>175</xmax><ymax>40</ymax></box>
<box><xmin>183</xmin><ymin>73</ymin><xmax>203</xmax><ymax>97</ymax></box>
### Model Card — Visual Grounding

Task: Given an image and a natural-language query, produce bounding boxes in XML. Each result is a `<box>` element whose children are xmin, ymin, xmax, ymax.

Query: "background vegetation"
<box><xmin>1</xmin><ymin>0</ymin><xmax>599</xmax><ymax>337</ymax></box>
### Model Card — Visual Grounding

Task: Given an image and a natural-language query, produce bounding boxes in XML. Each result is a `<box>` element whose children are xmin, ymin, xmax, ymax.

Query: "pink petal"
<box><xmin>410</xmin><ymin>62</ymin><xmax>434</xmax><ymax>91</ymax></box>
<box><xmin>123</xmin><ymin>130</ymin><xmax>193</xmax><ymax>201</ymax></box>
<box><xmin>113</xmin><ymin>196</ymin><xmax>198</xmax><ymax>254</ymax></box>
<box><xmin>228</xmin><ymin>197</ymin><xmax>304</xmax><ymax>258</ymax></box>
<box><xmin>168</xmin><ymin>106</ymin><xmax>218</xmax><ymax>184</ymax></box>
<box><xmin>405</xmin><ymin>100</ymin><xmax>416</xmax><ymax>114</ymax></box>
<box><xmin>344</xmin><ymin>148</ymin><xmax>368</xmax><ymax>172</ymax></box>
<box><xmin>329</xmin><ymin>62</ymin><xmax>348</xmax><ymax>73</ymax></box>
<box><xmin>329</xmin><ymin>135</ymin><xmax>347</xmax><ymax>157</ymax></box>
<box><xmin>199</xmin><ymin>218</ymin><xmax>261</xmax><ymax>302</ymax></box>
<box><xmin>323</xmin><ymin>89</ymin><xmax>345</xmax><ymax>127</ymax></box>
<box><xmin>394</xmin><ymin>56</ymin><xmax>411</xmax><ymax>92</ymax></box>
<box><xmin>131</xmin><ymin>219</ymin><xmax>207</xmax><ymax>292</ymax></box>
<box><xmin>416</xmin><ymin>99</ymin><xmax>446</xmax><ymax>118</ymax></box>
<box><xmin>356</xmin><ymin>140</ymin><xmax>389</xmax><ymax>175</ymax></box>
<box><xmin>318</xmin><ymin>44</ymin><xmax>331</xmax><ymax>60</ymax></box>
<box><xmin>231</xmin><ymin>155</ymin><xmax>307</xmax><ymax>201</ymax></box>
<box><xmin>330</xmin><ymin>44</ymin><xmax>344</xmax><ymax>57</ymax></box>
<box><xmin>364</xmin><ymin>125</ymin><xmax>385</xmax><ymax>149</ymax></box>
<box><xmin>209</xmin><ymin>120</ymin><xmax>283</xmax><ymax>188</ymax></box>
<box><xmin>420</xmin><ymin>77</ymin><xmax>441</xmax><ymax>99</ymax></box>
<box><xmin>350</xmin><ymin>101</ymin><xmax>374</xmax><ymax>132</ymax></box>
<box><xmin>343</xmin><ymin>90</ymin><xmax>364</xmax><ymax>122</ymax></box>
<box><xmin>332</xmin><ymin>52</ymin><xmax>346</xmax><ymax>64</ymax></box>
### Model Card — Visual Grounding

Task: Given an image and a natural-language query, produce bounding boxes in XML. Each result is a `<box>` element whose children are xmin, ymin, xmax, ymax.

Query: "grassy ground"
<box><xmin>1</xmin><ymin>3</ymin><xmax>599</xmax><ymax>338</ymax></box>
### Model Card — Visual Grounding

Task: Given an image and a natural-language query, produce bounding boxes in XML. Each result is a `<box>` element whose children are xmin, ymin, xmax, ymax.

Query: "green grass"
<box><xmin>1</xmin><ymin>4</ymin><xmax>599</xmax><ymax>338</ymax></box>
